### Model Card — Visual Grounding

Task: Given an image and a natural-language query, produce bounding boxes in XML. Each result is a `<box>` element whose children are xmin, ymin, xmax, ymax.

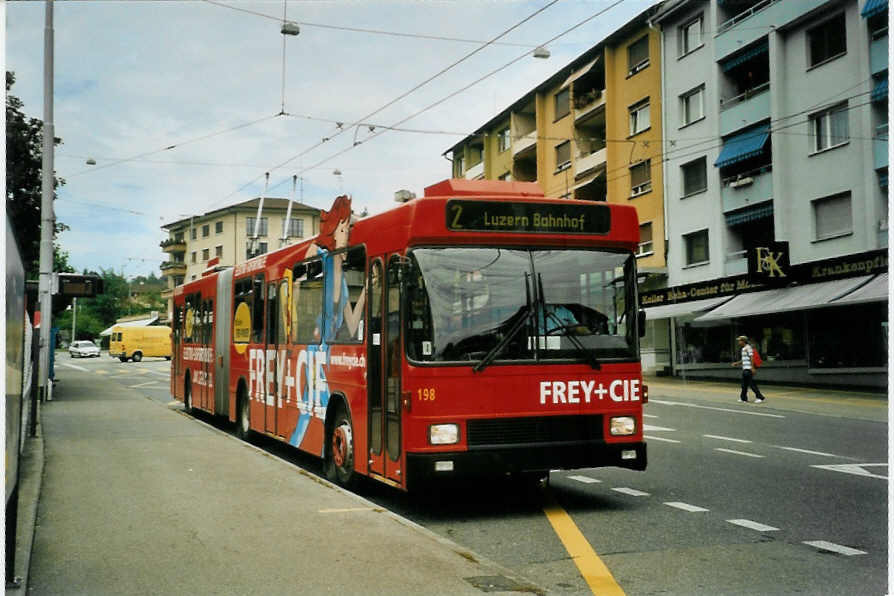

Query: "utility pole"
<box><xmin>71</xmin><ymin>297</ymin><xmax>77</xmax><ymax>342</ymax></box>
<box><xmin>38</xmin><ymin>0</ymin><xmax>55</xmax><ymax>402</ymax></box>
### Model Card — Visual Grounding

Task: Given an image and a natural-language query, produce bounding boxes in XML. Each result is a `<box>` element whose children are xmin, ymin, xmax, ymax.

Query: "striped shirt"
<box><xmin>741</xmin><ymin>344</ymin><xmax>754</xmax><ymax>371</ymax></box>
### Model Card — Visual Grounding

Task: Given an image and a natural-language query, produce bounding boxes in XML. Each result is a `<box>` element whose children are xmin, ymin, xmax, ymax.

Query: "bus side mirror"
<box><xmin>638</xmin><ymin>309</ymin><xmax>646</xmax><ymax>337</ymax></box>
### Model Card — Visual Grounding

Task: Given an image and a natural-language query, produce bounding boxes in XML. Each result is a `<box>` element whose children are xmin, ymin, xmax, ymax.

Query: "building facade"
<box><xmin>651</xmin><ymin>0</ymin><xmax>888</xmax><ymax>387</ymax></box>
<box><xmin>160</xmin><ymin>198</ymin><xmax>320</xmax><ymax>320</ymax></box>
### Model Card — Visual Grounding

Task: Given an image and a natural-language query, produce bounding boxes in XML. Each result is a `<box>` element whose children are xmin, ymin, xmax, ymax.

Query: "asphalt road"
<box><xmin>54</xmin><ymin>354</ymin><xmax>888</xmax><ymax>595</ymax></box>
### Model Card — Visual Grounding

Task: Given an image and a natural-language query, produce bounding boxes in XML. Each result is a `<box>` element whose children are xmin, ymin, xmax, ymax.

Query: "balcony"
<box><xmin>160</xmin><ymin>261</ymin><xmax>187</xmax><ymax>276</ymax></box>
<box><xmin>720</xmin><ymin>83</ymin><xmax>770</xmax><ymax>136</ymax></box>
<box><xmin>513</xmin><ymin>130</ymin><xmax>537</xmax><ymax>157</ymax></box>
<box><xmin>574</xmin><ymin>147</ymin><xmax>607</xmax><ymax>179</ymax></box>
<box><xmin>870</xmin><ymin>33</ymin><xmax>888</xmax><ymax>76</ymax></box>
<box><xmin>874</xmin><ymin>123</ymin><xmax>889</xmax><ymax>170</ymax></box>
<box><xmin>574</xmin><ymin>90</ymin><xmax>605</xmax><ymax>122</ymax></box>
<box><xmin>160</xmin><ymin>237</ymin><xmax>186</xmax><ymax>253</ymax></box>
<box><xmin>464</xmin><ymin>160</ymin><xmax>484</xmax><ymax>180</ymax></box>
<box><xmin>721</xmin><ymin>167</ymin><xmax>772</xmax><ymax>213</ymax></box>
<box><xmin>716</xmin><ymin>0</ymin><xmax>827</xmax><ymax>59</ymax></box>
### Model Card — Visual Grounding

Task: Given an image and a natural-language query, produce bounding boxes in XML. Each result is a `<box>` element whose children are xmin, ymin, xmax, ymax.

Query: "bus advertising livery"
<box><xmin>172</xmin><ymin>179</ymin><xmax>647</xmax><ymax>491</ymax></box>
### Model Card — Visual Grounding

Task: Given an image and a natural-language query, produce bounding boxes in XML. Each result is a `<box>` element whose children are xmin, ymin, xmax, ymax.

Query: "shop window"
<box><xmin>739</xmin><ymin>313</ymin><xmax>806</xmax><ymax>362</ymax></box>
<box><xmin>682</xmin><ymin>157</ymin><xmax>707</xmax><ymax>197</ymax></box>
<box><xmin>809</xmin><ymin>304</ymin><xmax>887</xmax><ymax>368</ymax></box>
<box><xmin>684</xmin><ymin>229</ymin><xmax>709</xmax><ymax>265</ymax></box>
<box><xmin>813</xmin><ymin>192</ymin><xmax>852</xmax><ymax>240</ymax></box>
<box><xmin>555</xmin><ymin>88</ymin><xmax>570</xmax><ymax>120</ymax></box>
<box><xmin>808</xmin><ymin>13</ymin><xmax>846</xmax><ymax>67</ymax></box>
<box><xmin>676</xmin><ymin>322</ymin><xmax>733</xmax><ymax>364</ymax></box>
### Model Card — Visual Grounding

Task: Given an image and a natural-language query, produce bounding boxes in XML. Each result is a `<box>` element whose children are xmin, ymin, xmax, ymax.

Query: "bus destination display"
<box><xmin>446</xmin><ymin>200</ymin><xmax>610</xmax><ymax>234</ymax></box>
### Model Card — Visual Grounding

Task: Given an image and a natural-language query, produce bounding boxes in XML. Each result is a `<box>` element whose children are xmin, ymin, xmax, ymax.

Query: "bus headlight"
<box><xmin>610</xmin><ymin>416</ymin><xmax>636</xmax><ymax>436</ymax></box>
<box><xmin>429</xmin><ymin>423</ymin><xmax>459</xmax><ymax>445</ymax></box>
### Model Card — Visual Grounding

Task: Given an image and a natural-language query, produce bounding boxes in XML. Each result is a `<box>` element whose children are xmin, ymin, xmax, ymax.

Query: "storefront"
<box><xmin>640</xmin><ymin>249</ymin><xmax>888</xmax><ymax>388</ymax></box>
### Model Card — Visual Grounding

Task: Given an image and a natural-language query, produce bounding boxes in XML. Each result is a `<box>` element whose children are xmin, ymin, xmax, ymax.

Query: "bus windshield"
<box><xmin>406</xmin><ymin>247</ymin><xmax>637</xmax><ymax>365</ymax></box>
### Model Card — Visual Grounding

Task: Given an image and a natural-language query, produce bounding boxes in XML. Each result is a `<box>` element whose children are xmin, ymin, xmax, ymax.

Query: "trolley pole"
<box><xmin>38</xmin><ymin>0</ymin><xmax>56</xmax><ymax>402</ymax></box>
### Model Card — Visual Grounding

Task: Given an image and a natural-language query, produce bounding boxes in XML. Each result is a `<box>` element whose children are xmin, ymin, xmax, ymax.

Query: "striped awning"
<box><xmin>862</xmin><ymin>0</ymin><xmax>888</xmax><ymax>18</ymax></box>
<box><xmin>714</xmin><ymin>123</ymin><xmax>771</xmax><ymax>168</ymax></box>
<box><xmin>720</xmin><ymin>40</ymin><xmax>769</xmax><ymax>73</ymax></box>
<box><xmin>871</xmin><ymin>77</ymin><xmax>888</xmax><ymax>102</ymax></box>
<box><xmin>725</xmin><ymin>202</ymin><xmax>774</xmax><ymax>226</ymax></box>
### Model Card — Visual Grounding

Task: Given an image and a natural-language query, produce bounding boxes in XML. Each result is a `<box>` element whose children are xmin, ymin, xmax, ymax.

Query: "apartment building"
<box><xmin>649</xmin><ymin>0</ymin><xmax>888</xmax><ymax>387</ymax></box>
<box><xmin>159</xmin><ymin>197</ymin><xmax>320</xmax><ymax>319</ymax></box>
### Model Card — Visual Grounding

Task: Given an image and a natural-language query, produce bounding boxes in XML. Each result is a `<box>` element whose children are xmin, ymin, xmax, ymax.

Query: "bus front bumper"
<box><xmin>406</xmin><ymin>440</ymin><xmax>647</xmax><ymax>482</ymax></box>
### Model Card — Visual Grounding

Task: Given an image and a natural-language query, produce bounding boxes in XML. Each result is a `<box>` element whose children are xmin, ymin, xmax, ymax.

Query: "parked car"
<box><xmin>69</xmin><ymin>340</ymin><xmax>101</xmax><ymax>358</ymax></box>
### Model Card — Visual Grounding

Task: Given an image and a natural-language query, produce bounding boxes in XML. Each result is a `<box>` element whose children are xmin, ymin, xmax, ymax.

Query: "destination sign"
<box><xmin>446</xmin><ymin>200</ymin><xmax>610</xmax><ymax>234</ymax></box>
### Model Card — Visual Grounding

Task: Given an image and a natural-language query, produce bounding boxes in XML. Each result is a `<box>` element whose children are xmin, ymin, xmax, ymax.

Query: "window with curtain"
<box><xmin>681</xmin><ymin>157</ymin><xmax>707</xmax><ymax>196</ymax></box>
<box><xmin>681</xmin><ymin>86</ymin><xmax>705</xmax><ymax>126</ymax></box>
<box><xmin>246</xmin><ymin>217</ymin><xmax>269</xmax><ymax>237</ymax></box>
<box><xmin>287</xmin><ymin>218</ymin><xmax>304</xmax><ymax>238</ymax></box>
<box><xmin>630</xmin><ymin>160</ymin><xmax>652</xmax><ymax>196</ymax></box>
<box><xmin>810</xmin><ymin>102</ymin><xmax>849</xmax><ymax>152</ymax></box>
<box><xmin>637</xmin><ymin>222</ymin><xmax>653</xmax><ymax>256</ymax></box>
<box><xmin>628</xmin><ymin>36</ymin><xmax>649</xmax><ymax>74</ymax></box>
<box><xmin>679</xmin><ymin>15</ymin><xmax>703</xmax><ymax>57</ymax></box>
<box><xmin>498</xmin><ymin>127</ymin><xmax>511</xmax><ymax>152</ymax></box>
<box><xmin>813</xmin><ymin>192</ymin><xmax>852</xmax><ymax>240</ymax></box>
<box><xmin>629</xmin><ymin>99</ymin><xmax>650</xmax><ymax>135</ymax></box>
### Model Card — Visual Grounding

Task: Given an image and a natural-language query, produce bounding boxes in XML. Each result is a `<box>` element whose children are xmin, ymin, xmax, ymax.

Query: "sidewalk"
<box><xmin>9</xmin><ymin>367</ymin><xmax>542</xmax><ymax>596</ymax></box>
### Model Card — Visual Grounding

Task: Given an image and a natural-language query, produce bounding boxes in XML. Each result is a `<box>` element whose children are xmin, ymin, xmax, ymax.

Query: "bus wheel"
<box><xmin>132</xmin><ymin>351</ymin><xmax>143</xmax><ymax>363</ymax></box>
<box><xmin>326</xmin><ymin>407</ymin><xmax>357</xmax><ymax>489</ymax></box>
<box><xmin>235</xmin><ymin>391</ymin><xmax>250</xmax><ymax>441</ymax></box>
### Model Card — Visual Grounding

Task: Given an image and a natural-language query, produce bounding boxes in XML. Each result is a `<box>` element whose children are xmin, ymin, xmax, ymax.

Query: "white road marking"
<box><xmin>704</xmin><ymin>434</ymin><xmax>751</xmax><ymax>444</ymax></box>
<box><xmin>811</xmin><ymin>463</ymin><xmax>888</xmax><ymax>480</ymax></box>
<box><xmin>147</xmin><ymin>370</ymin><xmax>171</xmax><ymax>377</ymax></box>
<box><xmin>665</xmin><ymin>502</ymin><xmax>709</xmax><ymax>512</ymax></box>
<box><xmin>567</xmin><ymin>475</ymin><xmax>601</xmax><ymax>484</ymax></box>
<box><xmin>650</xmin><ymin>399</ymin><xmax>785</xmax><ymax>418</ymax></box>
<box><xmin>727</xmin><ymin>519</ymin><xmax>779</xmax><ymax>532</ymax></box>
<box><xmin>644</xmin><ymin>424</ymin><xmax>676</xmax><ymax>432</ymax></box>
<box><xmin>644</xmin><ymin>435</ymin><xmax>681</xmax><ymax>443</ymax></box>
<box><xmin>773</xmin><ymin>446</ymin><xmax>840</xmax><ymax>458</ymax></box>
<box><xmin>60</xmin><ymin>363</ymin><xmax>88</xmax><ymax>372</ymax></box>
<box><xmin>643</xmin><ymin>414</ymin><xmax>659</xmax><ymax>419</ymax></box>
<box><xmin>611</xmin><ymin>487</ymin><xmax>650</xmax><ymax>497</ymax></box>
<box><xmin>129</xmin><ymin>381</ymin><xmax>161</xmax><ymax>388</ymax></box>
<box><xmin>715</xmin><ymin>448</ymin><xmax>764</xmax><ymax>458</ymax></box>
<box><xmin>802</xmin><ymin>541</ymin><xmax>867</xmax><ymax>556</ymax></box>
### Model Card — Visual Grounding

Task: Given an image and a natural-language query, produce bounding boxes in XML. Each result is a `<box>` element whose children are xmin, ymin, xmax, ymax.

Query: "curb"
<box><xmin>6</xmin><ymin>405</ymin><xmax>43</xmax><ymax>596</ymax></box>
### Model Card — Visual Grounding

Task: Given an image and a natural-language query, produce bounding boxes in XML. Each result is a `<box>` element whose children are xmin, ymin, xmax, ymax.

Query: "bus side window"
<box><xmin>333</xmin><ymin>246</ymin><xmax>366</xmax><ymax>343</ymax></box>
<box><xmin>251</xmin><ymin>274</ymin><xmax>265</xmax><ymax>344</ymax></box>
<box><xmin>278</xmin><ymin>280</ymin><xmax>289</xmax><ymax>345</ymax></box>
<box><xmin>295</xmin><ymin>260</ymin><xmax>323</xmax><ymax>344</ymax></box>
<box><xmin>290</xmin><ymin>263</ymin><xmax>306</xmax><ymax>345</ymax></box>
<box><xmin>406</xmin><ymin>258</ymin><xmax>433</xmax><ymax>361</ymax></box>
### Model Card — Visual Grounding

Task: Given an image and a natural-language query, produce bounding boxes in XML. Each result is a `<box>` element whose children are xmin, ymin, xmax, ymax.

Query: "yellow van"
<box><xmin>109</xmin><ymin>325</ymin><xmax>172</xmax><ymax>362</ymax></box>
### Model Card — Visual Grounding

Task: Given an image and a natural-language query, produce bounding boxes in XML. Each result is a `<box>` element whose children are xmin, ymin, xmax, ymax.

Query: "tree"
<box><xmin>6</xmin><ymin>71</ymin><xmax>68</xmax><ymax>279</ymax></box>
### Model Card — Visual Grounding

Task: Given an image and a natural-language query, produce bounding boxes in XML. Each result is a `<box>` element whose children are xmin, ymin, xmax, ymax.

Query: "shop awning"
<box><xmin>829</xmin><ymin>273</ymin><xmax>888</xmax><ymax>305</ymax></box>
<box><xmin>100</xmin><ymin>314</ymin><xmax>159</xmax><ymax>336</ymax></box>
<box><xmin>561</xmin><ymin>56</ymin><xmax>601</xmax><ymax>89</ymax></box>
<box><xmin>644</xmin><ymin>296</ymin><xmax>735</xmax><ymax>321</ymax></box>
<box><xmin>871</xmin><ymin>77</ymin><xmax>888</xmax><ymax>102</ymax></box>
<box><xmin>714</xmin><ymin>123</ymin><xmax>771</xmax><ymax>168</ymax></box>
<box><xmin>725</xmin><ymin>202</ymin><xmax>774</xmax><ymax>226</ymax></box>
<box><xmin>720</xmin><ymin>40</ymin><xmax>769</xmax><ymax>73</ymax></box>
<box><xmin>862</xmin><ymin>0</ymin><xmax>888</xmax><ymax>18</ymax></box>
<box><xmin>695</xmin><ymin>276</ymin><xmax>873</xmax><ymax>321</ymax></box>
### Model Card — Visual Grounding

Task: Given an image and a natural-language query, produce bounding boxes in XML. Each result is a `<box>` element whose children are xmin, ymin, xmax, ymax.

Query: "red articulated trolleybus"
<box><xmin>172</xmin><ymin>179</ymin><xmax>648</xmax><ymax>491</ymax></box>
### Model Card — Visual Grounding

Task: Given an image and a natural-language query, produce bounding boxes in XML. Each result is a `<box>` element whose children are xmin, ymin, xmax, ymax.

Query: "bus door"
<box><xmin>264</xmin><ymin>281</ymin><xmax>279</xmax><ymax>435</ymax></box>
<box><xmin>367</xmin><ymin>259</ymin><xmax>385</xmax><ymax>477</ymax></box>
<box><xmin>383</xmin><ymin>256</ymin><xmax>404</xmax><ymax>484</ymax></box>
<box><xmin>201</xmin><ymin>298</ymin><xmax>214</xmax><ymax>411</ymax></box>
<box><xmin>172</xmin><ymin>305</ymin><xmax>182</xmax><ymax>395</ymax></box>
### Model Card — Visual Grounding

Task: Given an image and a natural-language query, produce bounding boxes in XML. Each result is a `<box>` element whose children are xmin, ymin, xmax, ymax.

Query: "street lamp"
<box><xmin>281</xmin><ymin>21</ymin><xmax>300</xmax><ymax>36</ymax></box>
<box><xmin>533</xmin><ymin>46</ymin><xmax>551</xmax><ymax>59</ymax></box>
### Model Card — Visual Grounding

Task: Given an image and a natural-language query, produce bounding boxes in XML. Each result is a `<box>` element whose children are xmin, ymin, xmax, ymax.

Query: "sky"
<box><xmin>6</xmin><ymin>0</ymin><xmax>657</xmax><ymax>279</ymax></box>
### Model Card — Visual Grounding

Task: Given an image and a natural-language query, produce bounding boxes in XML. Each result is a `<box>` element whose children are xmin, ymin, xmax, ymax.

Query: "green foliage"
<box><xmin>6</xmin><ymin>71</ymin><xmax>67</xmax><ymax>279</ymax></box>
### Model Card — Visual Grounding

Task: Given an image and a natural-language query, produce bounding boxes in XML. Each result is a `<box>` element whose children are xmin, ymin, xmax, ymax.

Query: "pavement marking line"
<box><xmin>643</xmin><ymin>424</ymin><xmax>676</xmax><ymax>432</ymax></box>
<box><xmin>727</xmin><ymin>519</ymin><xmax>779</xmax><ymax>532</ymax></box>
<box><xmin>318</xmin><ymin>507</ymin><xmax>377</xmax><ymax>514</ymax></box>
<box><xmin>715</xmin><ymin>448</ymin><xmax>764</xmax><ymax>458</ymax></box>
<box><xmin>60</xmin><ymin>363</ymin><xmax>89</xmax><ymax>372</ymax></box>
<box><xmin>811</xmin><ymin>463</ymin><xmax>888</xmax><ymax>480</ymax></box>
<box><xmin>129</xmin><ymin>381</ymin><xmax>162</xmax><ymax>388</ymax></box>
<box><xmin>567</xmin><ymin>475</ymin><xmax>602</xmax><ymax>484</ymax></box>
<box><xmin>703</xmin><ymin>434</ymin><xmax>752</xmax><ymax>443</ymax></box>
<box><xmin>644</xmin><ymin>435</ymin><xmax>681</xmax><ymax>443</ymax></box>
<box><xmin>649</xmin><ymin>399</ymin><xmax>785</xmax><ymax>419</ymax></box>
<box><xmin>542</xmin><ymin>489</ymin><xmax>626</xmax><ymax>596</ymax></box>
<box><xmin>643</xmin><ymin>414</ymin><xmax>659</xmax><ymax>419</ymax></box>
<box><xmin>648</xmin><ymin>384</ymin><xmax>884</xmax><ymax>411</ymax></box>
<box><xmin>773</xmin><ymin>446</ymin><xmax>840</xmax><ymax>458</ymax></box>
<box><xmin>611</xmin><ymin>487</ymin><xmax>650</xmax><ymax>497</ymax></box>
<box><xmin>664</xmin><ymin>502</ymin><xmax>709</xmax><ymax>512</ymax></box>
<box><xmin>803</xmin><ymin>541</ymin><xmax>867</xmax><ymax>556</ymax></box>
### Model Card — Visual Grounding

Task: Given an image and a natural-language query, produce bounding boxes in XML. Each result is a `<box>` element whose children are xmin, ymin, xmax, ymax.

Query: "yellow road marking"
<box><xmin>542</xmin><ymin>489</ymin><xmax>625</xmax><ymax>595</ymax></box>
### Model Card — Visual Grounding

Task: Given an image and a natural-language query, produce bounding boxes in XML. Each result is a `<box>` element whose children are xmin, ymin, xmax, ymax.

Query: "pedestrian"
<box><xmin>731</xmin><ymin>335</ymin><xmax>766</xmax><ymax>403</ymax></box>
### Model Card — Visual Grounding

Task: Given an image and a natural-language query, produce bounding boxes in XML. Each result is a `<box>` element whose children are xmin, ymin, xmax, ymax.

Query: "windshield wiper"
<box><xmin>473</xmin><ymin>273</ymin><xmax>534</xmax><ymax>373</ymax></box>
<box><xmin>537</xmin><ymin>274</ymin><xmax>601</xmax><ymax>371</ymax></box>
